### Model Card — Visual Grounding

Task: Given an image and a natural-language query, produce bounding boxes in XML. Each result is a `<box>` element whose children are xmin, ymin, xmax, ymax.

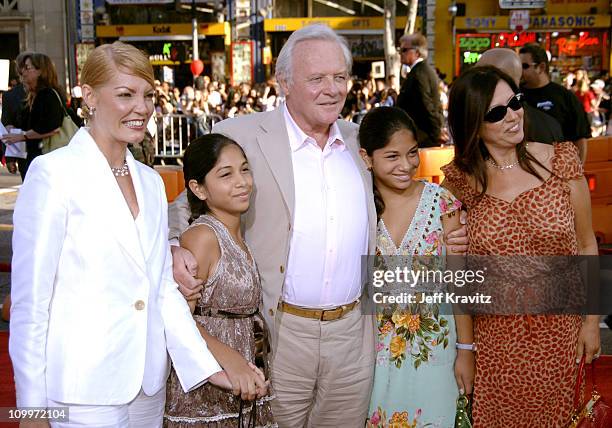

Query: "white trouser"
<box><xmin>48</xmin><ymin>387</ymin><xmax>166</xmax><ymax>428</ymax></box>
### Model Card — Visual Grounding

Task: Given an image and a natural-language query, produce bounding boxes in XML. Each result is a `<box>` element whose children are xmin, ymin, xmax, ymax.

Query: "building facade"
<box><xmin>0</xmin><ymin>0</ymin><xmax>69</xmax><ymax>88</ymax></box>
<box><xmin>2</xmin><ymin>0</ymin><xmax>610</xmax><ymax>90</ymax></box>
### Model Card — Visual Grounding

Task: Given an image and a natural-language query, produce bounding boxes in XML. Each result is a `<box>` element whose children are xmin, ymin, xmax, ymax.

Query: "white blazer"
<box><xmin>10</xmin><ymin>128</ymin><xmax>221</xmax><ymax>407</ymax></box>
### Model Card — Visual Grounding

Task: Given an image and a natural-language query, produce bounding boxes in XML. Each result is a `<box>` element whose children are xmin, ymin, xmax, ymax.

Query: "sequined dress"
<box><xmin>164</xmin><ymin>214</ymin><xmax>276</xmax><ymax>428</ymax></box>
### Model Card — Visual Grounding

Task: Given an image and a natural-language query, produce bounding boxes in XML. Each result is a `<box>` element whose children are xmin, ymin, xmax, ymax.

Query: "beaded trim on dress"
<box><xmin>164</xmin><ymin>395</ymin><xmax>277</xmax><ymax>425</ymax></box>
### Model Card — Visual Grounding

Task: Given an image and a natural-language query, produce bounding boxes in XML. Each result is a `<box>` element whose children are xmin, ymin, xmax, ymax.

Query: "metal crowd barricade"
<box><xmin>154</xmin><ymin>112</ymin><xmax>226</xmax><ymax>160</ymax></box>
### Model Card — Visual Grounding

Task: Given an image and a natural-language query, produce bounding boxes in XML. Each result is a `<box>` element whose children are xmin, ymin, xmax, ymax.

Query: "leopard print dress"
<box><xmin>441</xmin><ymin>142</ymin><xmax>584</xmax><ymax>427</ymax></box>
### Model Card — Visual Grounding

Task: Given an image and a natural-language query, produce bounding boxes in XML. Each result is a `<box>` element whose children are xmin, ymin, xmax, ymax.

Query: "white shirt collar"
<box><xmin>410</xmin><ymin>57</ymin><xmax>425</xmax><ymax>68</ymax></box>
<box><xmin>282</xmin><ymin>103</ymin><xmax>345</xmax><ymax>152</ymax></box>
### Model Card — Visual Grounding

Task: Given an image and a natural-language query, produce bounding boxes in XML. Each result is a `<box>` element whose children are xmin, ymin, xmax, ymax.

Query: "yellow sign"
<box><xmin>264</xmin><ymin>16</ymin><xmax>420</xmax><ymax>32</ymax></box>
<box><xmin>96</xmin><ymin>22</ymin><xmax>229</xmax><ymax>38</ymax></box>
<box><xmin>456</xmin><ymin>14</ymin><xmax>610</xmax><ymax>30</ymax></box>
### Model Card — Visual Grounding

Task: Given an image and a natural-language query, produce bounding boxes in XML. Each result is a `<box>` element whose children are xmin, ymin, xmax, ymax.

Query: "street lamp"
<box><xmin>449</xmin><ymin>2</ymin><xmax>457</xmax><ymax>77</ymax></box>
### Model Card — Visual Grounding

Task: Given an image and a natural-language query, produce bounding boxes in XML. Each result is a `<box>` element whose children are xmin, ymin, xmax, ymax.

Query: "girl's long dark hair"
<box><xmin>183</xmin><ymin>133</ymin><xmax>247</xmax><ymax>222</ymax></box>
<box><xmin>358</xmin><ymin>106</ymin><xmax>418</xmax><ymax>218</ymax></box>
<box><xmin>448</xmin><ymin>65</ymin><xmax>549</xmax><ymax>198</ymax></box>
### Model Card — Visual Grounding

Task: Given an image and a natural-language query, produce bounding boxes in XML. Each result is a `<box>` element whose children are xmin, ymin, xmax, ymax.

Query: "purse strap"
<box><xmin>237</xmin><ymin>399</ymin><xmax>257</xmax><ymax>428</ymax></box>
<box><xmin>573</xmin><ymin>355</ymin><xmax>586</xmax><ymax>410</ymax></box>
<box><xmin>50</xmin><ymin>88</ymin><xmax>70</xmax><ymax>118</ymax></box>
<box><xmin>573</xmin><ymin>355</ymin><xmax>600</xmax><ymax>409</ymax></box>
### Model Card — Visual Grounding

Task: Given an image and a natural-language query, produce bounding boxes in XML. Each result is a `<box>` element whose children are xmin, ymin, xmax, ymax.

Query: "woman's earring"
<box><xmin>90</xmin><ymin>107</ymin><xmax>96</xmax><ymax>117</ymax></box>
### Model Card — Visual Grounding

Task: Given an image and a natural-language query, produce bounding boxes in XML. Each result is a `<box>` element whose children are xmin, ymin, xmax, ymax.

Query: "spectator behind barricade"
<box><xmin>439</xmin><ymin>80</ymin><xmax>449</xmax><ymax>117</ymax></box>
<box><xmin>156</xmin><ymin>90</ymin><xmax>174</xmax><ymax>115</ymax></box>
<box><xmin>573</xmin><ymin>69</ymin><xmax>596</xmax><ymax>132</ymax></box>
<box><xmin>1</xmin><ymin>52</ymin><xmax>66</xmax><ymax>178</ymax></box>
<box><xmin>207</xmin><ymin>82</ymin><xmax>222</xmax><ymax>112</ymax></box>
<box><xmin>563</xmin><ymin>72</ymin><xmax>575</xmax><ymax>90</ymax></box>
<box><xmin>218</xmin><ymin>82</ymin><xmax>228</xmax><ymax>104</ymax></box>
<box><xmin>342</xmin><ymin>80</ymin><xmax>368</xmax><ymax>122</ymax></box>
<box><xmin>181</xmin><ymin>86</ymin><xmax>195</xmax><ymax>114</ymax></box>
<box><xmin>225</xmin><ymin>90</ymin><xmax>242</xmax><ymax>118</ymax></box>
<box><xmin>160</xmin><ymin>81</ymin><xmax>171</xmax><ymax>97</ymax></box>
<box><xmin>387</xmin><ymin>74</ymin><xmax>399</xmax><ymax>92</ymax></box>
<box><xmin>260</xmin><ymin>83</ymin><xmax>278</xmax><ymax>111</ymax></box>
<box><xmin>380</xmin><ymin>87</ymin><xmax>397</xmax><ymax>107</ymax></box>
<box><xmin>192</xmin><ymin>89</ymin><xmax>210</xmax><ymax>136</ymax></box>
<box><xmin>371</xmin><ymin>78</ymin><xmax>386</xmax><ymax>105</ymax></box>
<box><xmin>591</xmin><ymin>79</ymin><xmax>611</xmax><ymax>136</ymax></box>
<box><xmin>170</xmin><ymin>86</ymin><xmax>181</xmax><ymax>111</ymax></box>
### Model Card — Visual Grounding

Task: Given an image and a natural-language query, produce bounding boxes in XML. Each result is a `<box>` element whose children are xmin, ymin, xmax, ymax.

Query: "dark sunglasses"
<box><xmin>483</xmin><ymin>93</ymin><xmax>523</xmax><ymax>123</ymax></box>
<box><xmin>521</xmin><ymin>62</ymin><xmax>538</xmax><ymax>69</ymax></box>
<box><xmin>399</xmin><ymin>47</ymin><xmax>415</xmax><ymax>54</ymax></box>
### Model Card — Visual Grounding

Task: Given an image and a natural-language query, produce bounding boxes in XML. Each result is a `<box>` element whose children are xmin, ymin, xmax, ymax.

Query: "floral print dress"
<box><xmin>367</xmin><ymin>182</ymin><xmax>462</xmax><ymax>428</ymax></box>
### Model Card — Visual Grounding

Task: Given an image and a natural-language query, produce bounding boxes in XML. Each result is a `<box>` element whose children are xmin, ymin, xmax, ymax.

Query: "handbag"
<box><xmin>454</xmin><ymin>393</ymin><xmax>473</xmax><ymax>428</ymax></box>
<box><xmin>41</xmin><ymin>89</ymin><xmax>78</xmax><ymax>154</ymax></box>
<box><xmin>567</xmin><ymin>356</ymin><xmax>612</xmax><ymax>428</ymax></box>
<box><xmin>237</xmin><ymin>398</ymin><xmax>257</xmax><ymax>428</ymax></box>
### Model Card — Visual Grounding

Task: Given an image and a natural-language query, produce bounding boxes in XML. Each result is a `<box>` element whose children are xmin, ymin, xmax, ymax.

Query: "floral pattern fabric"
<box><xmin>367</xmin><ymin>182</ymin><xmax>461</xmax><ymax>428</ymax></box>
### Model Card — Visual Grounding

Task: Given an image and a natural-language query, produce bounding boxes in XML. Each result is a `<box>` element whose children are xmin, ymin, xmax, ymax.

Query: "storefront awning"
<box><xmin>456</xmin><ymin>14</ymin><xmax>611</xmax><ymax>32</ymax></box>
<box><xmin>264</xmin><ymin>16</ymin><xmax>421</xmax><ymax>33</ymax></box>
<box><xmin>96</xmin><ymin>22</ymin><xmax>229</xmax><ymax>38</ymax></box>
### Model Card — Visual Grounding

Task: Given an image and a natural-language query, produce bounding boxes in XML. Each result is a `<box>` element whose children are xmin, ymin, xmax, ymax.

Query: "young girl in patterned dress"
<box><xmin>164</xmin><ymin>134</ymin><xmax>276</xmax><ymax>427</ymax></box>
<box><xmin>359</xmin><ymin>107</ymin><xmax>474</xmax><ymax>428</ymax></box>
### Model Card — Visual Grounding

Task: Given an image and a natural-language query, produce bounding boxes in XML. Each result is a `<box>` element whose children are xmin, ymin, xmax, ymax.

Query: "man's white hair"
<box><xmin>275</xmin><ymin>24</ymin><xmax>352</xmax><ymax>95</ymax></box>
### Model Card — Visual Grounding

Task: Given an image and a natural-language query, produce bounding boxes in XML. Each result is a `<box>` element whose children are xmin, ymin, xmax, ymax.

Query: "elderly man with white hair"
<box><xmin>168</xmin><ymin>24</ymin><xmax>467</xmax><ymax>426</ymax></box>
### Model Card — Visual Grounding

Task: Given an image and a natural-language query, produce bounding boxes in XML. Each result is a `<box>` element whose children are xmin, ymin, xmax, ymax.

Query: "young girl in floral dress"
<box><xmin>359</xmin><ymin>107</ymin><xmax>474</xmax><ymax>428</ymax></box>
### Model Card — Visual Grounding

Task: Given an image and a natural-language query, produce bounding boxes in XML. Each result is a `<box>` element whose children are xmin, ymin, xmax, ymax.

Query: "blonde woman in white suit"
<box><xmin>9</xmin><ymin>42</ymin><xmax>233</xmax><ymax>428</ymax></box>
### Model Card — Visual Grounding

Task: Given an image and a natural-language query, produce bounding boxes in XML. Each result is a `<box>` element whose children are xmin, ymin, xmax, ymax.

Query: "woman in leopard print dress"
<box><xmin>441</xmin><ymin>66</ymin><xmax>601</xmax><ymax>427</ymax></box>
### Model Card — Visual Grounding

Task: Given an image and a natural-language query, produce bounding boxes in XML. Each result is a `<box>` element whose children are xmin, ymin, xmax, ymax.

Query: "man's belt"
<box><xmin>279</xmin><ymin>299</ymin><xmax>359</xmax><ymax>321</ymax></box>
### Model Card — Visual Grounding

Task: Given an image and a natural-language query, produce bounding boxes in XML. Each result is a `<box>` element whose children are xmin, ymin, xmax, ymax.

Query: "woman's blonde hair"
<box><xmin>80</xmin><ymin>41</ymin><xmax>154</xmax><ymax>119</ymax></box>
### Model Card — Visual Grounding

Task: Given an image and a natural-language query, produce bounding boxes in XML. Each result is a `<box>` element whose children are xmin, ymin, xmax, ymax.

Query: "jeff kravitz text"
<box><xmin>370</xmin><ymin>266</ymin><xmax>493</xmax><ymax>306</ymax></box>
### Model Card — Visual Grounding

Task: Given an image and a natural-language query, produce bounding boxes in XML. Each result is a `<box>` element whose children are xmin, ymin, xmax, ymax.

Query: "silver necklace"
<box><xmin>487</xmin><ymin>157</ymin><xmax>519</xmax><ymax>170</ymax></box>
<box><xmin>110</xmin><ymin>160</ymin><xmax>130</xmax><ymax>177</ymax></box>
<box><xmin>488</xmin><ymin>143</ymin><xmax>528</xmax><ymax>171</ymax></box>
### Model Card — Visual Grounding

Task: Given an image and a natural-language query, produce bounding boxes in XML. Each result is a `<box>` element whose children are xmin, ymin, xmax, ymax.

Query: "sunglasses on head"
<box><xmin>483</xmin><ymin>93</ymin><xmax>523</xmax><ymax>123</ymax></box>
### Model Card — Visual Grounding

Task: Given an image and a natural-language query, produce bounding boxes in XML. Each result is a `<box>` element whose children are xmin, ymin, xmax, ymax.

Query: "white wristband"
<box><xmin>456</xmin><ymin>342</ymin><xmax>475</xmax><ymax>351</ymax></box>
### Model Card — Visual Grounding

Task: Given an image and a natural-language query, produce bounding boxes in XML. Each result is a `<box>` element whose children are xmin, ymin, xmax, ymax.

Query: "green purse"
<box><xmin>41</xmin><ymin>89</ymin><xmax>79</xmax><ymax>154</ymax></box>
<box><xmin>455</xmin><ymin>393</ymin><xmax>473</xmax><ymax>428</ymax></box>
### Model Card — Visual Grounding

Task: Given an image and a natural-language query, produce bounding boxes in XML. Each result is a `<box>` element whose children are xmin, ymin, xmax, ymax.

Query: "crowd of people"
<box><xmin>4</xmin><ymin>38</ymin><xmax>608</xmax><ymax>175</ymax></box>
<box><xmin>4</xmin><ymin>22</ymin><xmax>608</xmax><ymax>428</ymax></box>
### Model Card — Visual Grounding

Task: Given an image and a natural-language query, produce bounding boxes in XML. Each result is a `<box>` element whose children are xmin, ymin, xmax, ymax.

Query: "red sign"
<box><xmin>555</xmin><ymin>32</ymin><xmax>599</xmax><ymax>56</ymax></box>
<box><xmin>493</xmin><ymin>32</ymin><xmax>536</xmax><ymax>48</ymax></box>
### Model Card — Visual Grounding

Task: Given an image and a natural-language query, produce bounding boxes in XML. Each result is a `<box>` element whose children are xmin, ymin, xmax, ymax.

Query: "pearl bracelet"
<box><xmin>456</xmin><ymin>342</ymin><xmax>475</xmax><ymax>351</ymax></box>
